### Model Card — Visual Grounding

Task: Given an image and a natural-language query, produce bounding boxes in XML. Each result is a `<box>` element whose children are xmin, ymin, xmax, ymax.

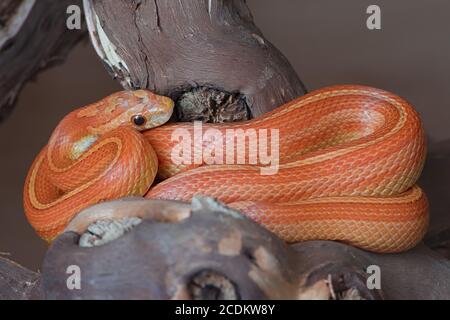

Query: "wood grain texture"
<box><xmin>86</xmin><ymin>0</ymin><xmax>306</xmax><ymax>119</ymax></box>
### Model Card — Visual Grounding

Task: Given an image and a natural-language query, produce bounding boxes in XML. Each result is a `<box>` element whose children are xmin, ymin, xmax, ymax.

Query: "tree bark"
<box><xmin>0</xmin><ymin>0</ymin><xmax>86</xmax><ymax>123</ymax></box>
<box><xmin>84</xmin><ymin>0</ymin><xmax>306</xmax><ymax>122</ymax></box>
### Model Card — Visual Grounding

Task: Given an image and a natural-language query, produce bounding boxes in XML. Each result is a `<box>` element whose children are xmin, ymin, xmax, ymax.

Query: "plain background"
<box><xmin>1</xmin><ymin>0</ymin><xmax>450</xmax><ymax>270</ymax></box>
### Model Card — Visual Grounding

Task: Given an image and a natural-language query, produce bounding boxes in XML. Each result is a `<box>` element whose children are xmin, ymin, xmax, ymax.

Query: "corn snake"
<box><xmin>24</xmin><ymin>85</ymin><xmax>428</xmax><ymax>252</ymax></box>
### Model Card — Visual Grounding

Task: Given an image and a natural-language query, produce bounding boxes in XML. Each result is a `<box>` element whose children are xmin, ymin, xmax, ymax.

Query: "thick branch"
<box><xmin>41</xmin><ymin>198</ymin><xmax>450</xmax><ymax>300</ymax></box>
<box><xmin>0</xmin><ymin>0</ymin><xmax>86</xmax><ymax>122</ymax></box>
<box><xmin>84</xmin><ymin>0</ymin><xmax>306</xmax><ymax>121</ymax></box>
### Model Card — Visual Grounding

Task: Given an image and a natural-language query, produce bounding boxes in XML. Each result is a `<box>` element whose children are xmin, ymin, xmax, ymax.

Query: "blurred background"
<box><xmin>1</xmin><ymin>0</ymin><xmax>450</xmax><ymax>270</ymax></box>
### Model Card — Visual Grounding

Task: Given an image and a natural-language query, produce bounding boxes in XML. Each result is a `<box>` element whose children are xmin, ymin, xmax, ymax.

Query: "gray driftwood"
<box><xmin>40</xmin><ymin>198</ymin><xmax>450</xmax><ymax>300</ymax></box>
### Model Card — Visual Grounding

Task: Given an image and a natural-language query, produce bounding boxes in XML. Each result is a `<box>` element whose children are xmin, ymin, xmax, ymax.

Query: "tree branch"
<box><xmin>84</xmin><ymin>0</ymin><xmax>306</xmax><ymax>121</ymax></box>
<box><xmin>0</xmin><ymin>0</ymin><xmax>86</xmax><ymax>122</ymax></box>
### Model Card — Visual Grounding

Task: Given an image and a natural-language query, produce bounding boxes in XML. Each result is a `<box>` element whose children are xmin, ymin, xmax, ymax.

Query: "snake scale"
<box><xmin>24</xmin><ymin>85</ymin><xmax>429</xmax><ymax>252</ymax></box>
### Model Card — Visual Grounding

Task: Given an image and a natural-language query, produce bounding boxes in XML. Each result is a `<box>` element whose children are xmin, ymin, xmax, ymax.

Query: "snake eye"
<box><xmin>132</xmin><ymin>115</ymin><xmax>147</xmax><ymax>126</ymax></box>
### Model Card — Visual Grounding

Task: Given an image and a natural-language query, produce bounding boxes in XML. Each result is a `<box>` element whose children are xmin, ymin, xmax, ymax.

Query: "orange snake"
<box><xmin>24</xmin><ymin>85</ymin><xmax>428</xmax><ymax>252</ymax></box>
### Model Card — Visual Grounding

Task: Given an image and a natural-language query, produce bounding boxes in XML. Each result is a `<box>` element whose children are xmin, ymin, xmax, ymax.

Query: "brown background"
<box><xmin>1</xmin><ymin>0</ymin><xmax>449</xmax><ymax>271</ymax></box>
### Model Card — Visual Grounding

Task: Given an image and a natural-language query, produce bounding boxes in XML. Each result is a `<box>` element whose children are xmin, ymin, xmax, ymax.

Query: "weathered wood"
<box><xmin>41</xmin><ymin>198</ymin><xmax>450</xmax><ymax>300</ymax></box>
<box><xmin>42</xmin><ymin>197</ymin><xmax>378</xmax><ymax>300</ymax></box>
<box><xmin>84</xmin><ymin>0</ymin><xmax>306</xmax><ymax>121</ymax></box>
<box><xmin>0</xmin><ymin>0</ymin><xmax>86</xmax><ymax>122</ymax></box>
<box><xmin>293</xmin><ymin>241</ymin><xmax>450</xmax><ymax>300</ymax></box>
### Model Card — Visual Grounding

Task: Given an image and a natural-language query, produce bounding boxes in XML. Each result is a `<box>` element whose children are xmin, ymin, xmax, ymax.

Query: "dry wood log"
<box><xmin>41</xmin><ymin>197</ymin><xmax>376</xmax><ymax>300</ymax></box>
<box><xmin>41</xmin><ymin>198</ymin><xmax>450</xmax><ymax>300</ymax></box>
<box><xmin>0</xmin><ymin>0</ymin><xmax>86</xmax><ymax>122</ymax></box>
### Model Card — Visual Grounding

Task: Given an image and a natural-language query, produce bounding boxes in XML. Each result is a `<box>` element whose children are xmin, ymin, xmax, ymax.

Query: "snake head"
<box><xmin>99</xmin><ymin>90</ymin><xmax>175</xmax><ymax>132</ymax></box>
<box><xmin>128</xmin><ymin>90</ymin><xmax>174</xmax><ymax>130</ymax></box>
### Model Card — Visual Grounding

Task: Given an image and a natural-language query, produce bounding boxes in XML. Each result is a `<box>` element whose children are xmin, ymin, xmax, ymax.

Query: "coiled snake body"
<box><xmin>24</xmin><ymin>85</ymin><xmax>428</xmax><ymax>252</ymax></box>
